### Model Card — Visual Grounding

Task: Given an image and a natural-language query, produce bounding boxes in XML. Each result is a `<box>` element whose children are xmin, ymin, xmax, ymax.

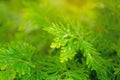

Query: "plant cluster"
<box><xmin>0</xmin><ymin>0</ymin><xmax>120</xmax><ymax>80</ymax></box>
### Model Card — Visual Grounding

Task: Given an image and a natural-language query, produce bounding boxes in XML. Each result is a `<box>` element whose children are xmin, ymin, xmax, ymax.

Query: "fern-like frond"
<box><xmin>45</xmin><ymin>22</ymin><xmax>111</xmax><ymax>80</ymax></box>
<box><xmin>0</xmin><ymin>42</ymin><xmax>36</xmax><ymax>80</ymax></box>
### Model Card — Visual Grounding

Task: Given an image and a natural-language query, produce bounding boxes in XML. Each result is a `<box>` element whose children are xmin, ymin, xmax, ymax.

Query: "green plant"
<box><xmin>0</xmin><ymin>42</ymin><xmax>35</xmax><ymax>80</ymax></box>
<box><xmin>0</xmin><ymin>0</ymin><xmax>120</xmax><ymax>80</ymax></box>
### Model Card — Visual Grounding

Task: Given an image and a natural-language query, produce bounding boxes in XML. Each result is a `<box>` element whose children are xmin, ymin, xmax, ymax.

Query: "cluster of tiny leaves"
<box><xmin>44</xmin><ymin>22</ymin><xmax>111</xmax><ymax>80</ymax></box>
<box><xmin>0</xmin><ymin>42</ymin><xmax>36</xmax><ymax>80</ymax></box>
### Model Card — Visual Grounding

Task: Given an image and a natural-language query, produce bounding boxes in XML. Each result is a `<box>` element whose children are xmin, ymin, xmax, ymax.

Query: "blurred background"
<box><xmin>0</xmin><ymin>0</ymin><xmax>120</xmax><ymax>54</ymax></box>
<box><xmin>0</xmin><ymin>0</ymin><xmax>96</xmax><ymax>52</ymax></box>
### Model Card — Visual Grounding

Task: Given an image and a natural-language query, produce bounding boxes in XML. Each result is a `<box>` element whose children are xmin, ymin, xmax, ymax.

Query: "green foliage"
<box><xmin>44</xmin><ymin>22</ymin><xmax>111</xmax><ymax>80</ymax></box>
<box><xmin>0</xmin><ymin>0</ymin><xmax>120</xmax><ymax>80</ymax></box>
<box><xmin>0</xmin><ymin>42</ymin><xmax>35</xmax><ymax>80</ymax></box>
